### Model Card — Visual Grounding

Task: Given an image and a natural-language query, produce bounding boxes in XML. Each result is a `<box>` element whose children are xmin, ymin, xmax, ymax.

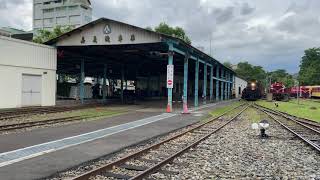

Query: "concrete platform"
<box><xmin>0</xmin><ymin>100</ymin><xmax>238</xmax><ymax>180</ymax></box>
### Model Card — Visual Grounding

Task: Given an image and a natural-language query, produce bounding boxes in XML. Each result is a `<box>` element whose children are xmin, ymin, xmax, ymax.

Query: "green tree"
<box><xmin>299</xmin><ymin>48</ymin><xmax>320</xmax><ymax>85</ymax></box>
<box><xmin>268</xmin><ymin>69</ymin><xmax>295</xmax><ymax>87</ymax></box>
<box><xmin>33</xmin><ymin>25</ymin><xmax>73</xmax><ymax>44</ymax></box>
<box><xmin>235</xmin><ymin>61</ymin><xmax>267</xmax><ymax>86</ymax></box>
<box><xmin>223</xmin><ymin>61</ymin><xmax>232</xmax><ymax>69</ymax></box>
<box><xmin>153</xmin><ymin>22</ymin><xmax>191</xmax><ymax>44</ymax></box>
<box><xmin>145</xmin><ymin>26</ymin><xmax>153</xmax><ymax>31</ymax></box>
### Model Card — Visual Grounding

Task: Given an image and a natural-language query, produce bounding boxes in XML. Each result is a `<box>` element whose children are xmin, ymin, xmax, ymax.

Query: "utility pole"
<box><xmin>296</xmin><ymin>80</ymin><xmax>299</xmax><ymax>105</ymax></box>
<box><xmin>209</xmin><ymin>37</ymin><xmax>212</xmax><ymax>57</ymax></box>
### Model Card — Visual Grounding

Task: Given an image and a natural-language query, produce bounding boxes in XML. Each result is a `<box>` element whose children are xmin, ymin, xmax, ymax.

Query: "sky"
<box><xmin>1</xmin><ymin>0</ymin><xmax>320</xmax><ymax>73</ymax></box>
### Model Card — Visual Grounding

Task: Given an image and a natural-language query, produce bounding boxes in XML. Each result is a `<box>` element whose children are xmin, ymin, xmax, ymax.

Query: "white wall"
<box><xmin>234</xmin><ymin>76</ymin><xmax>247</xmax><ymax>98</ymax></box>
<box><xmin>0</xmin><ymin>36</ymin><xmax>57</xmax><ymax>108</ymax></box>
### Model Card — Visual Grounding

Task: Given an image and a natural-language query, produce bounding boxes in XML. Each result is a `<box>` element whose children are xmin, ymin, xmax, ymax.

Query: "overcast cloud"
<box><xmin>1</xmin><ymin>0</ymin><xmax>320</xmax><ymax>73</ymax></box>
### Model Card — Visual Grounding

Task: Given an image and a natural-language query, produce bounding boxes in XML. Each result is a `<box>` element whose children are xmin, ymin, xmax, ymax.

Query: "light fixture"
<box><xmin>251</xmin><ymin>119</ymin><xmax>270</xmax><ymax>139</ymax></box>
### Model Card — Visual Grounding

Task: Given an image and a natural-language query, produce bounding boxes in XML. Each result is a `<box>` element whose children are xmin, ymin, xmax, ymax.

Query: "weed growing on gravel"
<box><xmin>257</xmin><ymin>100</ymin><xmax>320</xmax><ymax>122</ymax></box>
<box><xmin>208</xmin><ymin>101</ymin><xmax>243</xmax><ymax>119</ymax></box>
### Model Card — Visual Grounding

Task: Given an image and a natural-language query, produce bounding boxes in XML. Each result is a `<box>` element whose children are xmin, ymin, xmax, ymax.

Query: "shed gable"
<box><xmin>56</xmin><ymin>20</ymin><xmax>162</xmax><ymax>46</ymax></box>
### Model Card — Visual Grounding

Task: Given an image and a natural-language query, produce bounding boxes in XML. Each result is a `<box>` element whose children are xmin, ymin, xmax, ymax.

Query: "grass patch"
<box><xmin>208</xmin><ymin>101</ymin><xmax>243</xmax><ymax>119</ymax></box>
<box><xmin>256</xmin><ymin>99</ymin><xmax>320</xmax><ymax>122</ymax></box>
<box><xmin>244</xmin><ymin>107</ymin><xmax>267</xmax><ymax>123</ymax></box>
<box><xmin>66</xmin><ymin>107</ymin><xmax>127</xmax><ymax>120</ymax></box>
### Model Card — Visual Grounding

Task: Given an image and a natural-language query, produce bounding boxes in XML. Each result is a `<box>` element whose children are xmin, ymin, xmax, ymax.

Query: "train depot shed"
<box><xmin>47</xmin><ymin>17</ymin><xmax>235</xmax><ymax>112</ymax></box>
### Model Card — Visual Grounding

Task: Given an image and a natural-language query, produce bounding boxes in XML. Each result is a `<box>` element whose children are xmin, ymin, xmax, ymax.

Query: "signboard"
<box><xmin>167</xmin><ymin>65</ymin><xmax>174</xmax><ymax>88</ymax></box>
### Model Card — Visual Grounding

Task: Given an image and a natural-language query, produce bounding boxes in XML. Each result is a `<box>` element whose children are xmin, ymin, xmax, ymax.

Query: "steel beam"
<box><xmin>226</xmin><ymin>71</ymin><xmax>230</xmax><ymax>100</ymax></box>
<box><xmin>121</xmin><ymin>64</ymin><xmax>124</xmax><ymax>103</ymax></box>
<box><xmin>183</xmin><ymin>55</ymin><xmax>189</xmax><ymax>105</ymax></box>
<box><xmin>210</xmin><ymin>65</ymin><xmax>213</xmax><ymax>101</ymax></box>
<box><xmin>216</xmin><ymin>65</ymin><xmax>220</xmax><ymax>101</ymax></box>
<box><xmin>220</xmin><ymin>68</ymin><xmax>224</xmax><ymax>100</ymax></box>
<box><xmin>194</xmin><ymin>58</ymin><xmax>199</xmax><ymax>107</ymax></box>
<box><xmin>167</xmin><ymin>43</ymin><xmax>174</xmax><ymax>112</ymax></box>
<box><xmin>203</xmin><ymin>63</ymin><xmax>207</xmax><ymax>104</ymax></box>
<box><xmin>103</xmin><ymin>64</ymin><xmax>107</xmax><ymax>101</ymax></box>
<box><xmin>80</xmin><ymin>59</ymin><xmax>85</xmax><ymax>104</ymax></box>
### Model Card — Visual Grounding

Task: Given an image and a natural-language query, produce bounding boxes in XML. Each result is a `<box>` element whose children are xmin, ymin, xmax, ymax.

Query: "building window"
<box><xmin>43</xmin><ymin>8</ymin><xmax>54</xmax><ymax>13</ymax></box>
<box><xmin>84</xmin><ymin>16</ymin><xmax>91</xmax><ymax>22</ymax></box>
<box><xmin>69</xmin><ymin>15</ymin><xmax>80</xmax><ymax>23</ymax></box>
<box><xmin>56</xmin><ymin>16</ymin><xmax>67</xmax><ymax>25</ymax></box>
<box><xmin>44</xmin><ymin>18</ymin><xmax>54</xmax><ymax>26</ymax></box>
<box><xmin>68</xmin><ymin>5</ymin><xmax>78</xmax><ymax>11</ymax></box>
<box><xmin>56</xmin><ymin>6</ymin><xmax>67</xmax><ymax>11</ymax></box>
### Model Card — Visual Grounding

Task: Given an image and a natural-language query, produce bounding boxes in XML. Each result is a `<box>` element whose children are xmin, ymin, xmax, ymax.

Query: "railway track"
<box><xmin>68</xmin><ymin>103</ymin><xmax>249</xmax><ymax>180</ymax></box>
<box><xmin>0</xmin><ymin>112</ymin><xmax>121</xmax><ymax>132</ymax></box>
<box><xmin>254</xmin><ymin>104</ymin><xmax>320</xmax><ymax>152</ymax></box>
<box><xmin>0</xmin><ymin>105</ymin><xmax>102</xmax><ymax>121</ymax></box>
<box><xmin>0</xmin><ymin>116</ymin><xmax>84</xmax><ymax>132</ymax></box>
<box><xmin>254</xmin><ymin>103</ymin><xmax>320</xmax><ymax>130</ymax></box>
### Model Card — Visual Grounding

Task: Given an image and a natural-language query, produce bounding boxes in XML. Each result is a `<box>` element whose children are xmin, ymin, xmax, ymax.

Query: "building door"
<box><xmin>22</xmin><ymin>74</ymin><xmax>42</xmax><ymax>106</ymax></box>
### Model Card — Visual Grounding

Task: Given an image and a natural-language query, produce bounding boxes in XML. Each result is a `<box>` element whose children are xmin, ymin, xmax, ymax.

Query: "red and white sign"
<box><xmin>167</xmin><ymin>65</ymin><xmax>174</xmax><ymax>88</ymax></box>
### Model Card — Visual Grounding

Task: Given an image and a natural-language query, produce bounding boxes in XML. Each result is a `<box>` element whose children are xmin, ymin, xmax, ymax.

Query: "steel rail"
<box><xmin>129</xmin><ymin>105</ymin><xmax>249</xmax><ymax>180</ymax></box>
<box><xmin>0</xmin><ymin>116</ymin><xmax>83</xmax><ymax>131</ymax></box>
<box><xmin>0</xmin><ymin>112</ymin><xmax>118</xmax><ymax>132</ymax></box>
<box><xmin>253</xmin><ymin>105</ymin><xmax>320</xmax><ymax>152</ymax></box>
<box><xmin>71</xmin><ymin>103</ymin><xmax>248</xmax><ymax>180</ymax></box>
<box><xmin>0</xmin><ymin>105</ymin><xmax>103</xmax><ymax>121</ymax></box>
<box><xmin>254</xmin><ymin>104</ymin><xmax>320</xmax><ymax>130</ymax></box>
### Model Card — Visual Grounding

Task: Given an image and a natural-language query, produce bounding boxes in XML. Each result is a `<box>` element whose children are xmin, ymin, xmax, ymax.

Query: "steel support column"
<box><xmin>194</xmin><ymin>58</ymin><xmax>199</xmax><ymax>107</ymax></box>
<box><xmin>80</xmin><ymin>59</ymin><xmax>85</xmax><ymax>104</ymax></box>
<box><xmin>226</xmin><ymin>71</ymin><xmax>229</xmax><ymax>100</ymax></box>
<box><xmin>225</xmin><ymin>71</ymin><xmax>228</xmax><ymax>100</ymax></box>
<box><xmin>203</xmin><ymin>63</ymin><xmax>207</xmax><ymax>104</ymax></box>
<box><xmin>167</xmin><ymin>43</ymin><xmax>174</xmax><ymax>112</ymax></box>
<box><xmin>125</xmin><ymin>67</ymin><xmax>128</xmax><ymax>90</ymax></box>
<box><xmin>209</xmin><ymin>65</ymin><xmax>213</xmax><ymax>101</ymax></box>
<box><xmin>216</xmin><ymin>65</ymin><xmax>220</xmax><ymax>101</ymax></box>
<box><xmin>183</xmin><ymin>55</ymin><xmax>189</xmax><ymax>106</ymax></box>
<box><xmin>220</xmin><ymin>68</ymin><xmax>224</xmax><ymax>100</ymax></box>
<box><xmin>121</xmin><ymin>65</ymin><xmax>124</xmax><ymax>103</ymax></box>
<box><xmin>103</xmin><ymin>64</ymin><xmax>107</xmax><ymax>101</ymax></box>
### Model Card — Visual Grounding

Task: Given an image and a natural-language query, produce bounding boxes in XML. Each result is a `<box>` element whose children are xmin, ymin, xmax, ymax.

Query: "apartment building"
<box><xmin>33</xmin><ymin>0</ymin><xmax>92</xmax><ymax>32</ymax></box>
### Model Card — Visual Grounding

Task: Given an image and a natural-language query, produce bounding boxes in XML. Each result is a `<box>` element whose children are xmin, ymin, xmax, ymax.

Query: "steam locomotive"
<box><xmin>241</xmin><ymin>80</ymin><xmax>263</xmax><ymax>101</ymax></box>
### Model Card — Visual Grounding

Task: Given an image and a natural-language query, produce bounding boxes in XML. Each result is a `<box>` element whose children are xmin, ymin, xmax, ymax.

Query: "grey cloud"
<box><xmin>0</xmin><ymin>0</ymin><xmax>25</xmax><ymax>9</ymax></box>
<box><xmin>214</xmin><ymin>6</ymin><xmax>235</xmax><ymax>24</ymax></box>
<box><xmin>241</xmin><ymin>3</ymin><xmax>255</xmax><ymax>15</ymax></box>
<box><xmin>1</xmin><ymin>0</ymin><xmax>319</xmax><ymax>73</ymax></box>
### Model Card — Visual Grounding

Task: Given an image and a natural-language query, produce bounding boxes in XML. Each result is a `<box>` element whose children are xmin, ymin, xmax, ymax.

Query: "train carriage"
<box><xmin>311</xmin><ymin>86</ymin><xmax>320</xmax><ymax>98</ymax></box>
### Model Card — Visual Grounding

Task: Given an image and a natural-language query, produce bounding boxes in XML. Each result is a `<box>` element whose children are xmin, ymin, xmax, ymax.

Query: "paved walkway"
<box><xmin>0</xmin><ymin>100</ymin><xmax>237</xmax><ymax>180</ymax></box>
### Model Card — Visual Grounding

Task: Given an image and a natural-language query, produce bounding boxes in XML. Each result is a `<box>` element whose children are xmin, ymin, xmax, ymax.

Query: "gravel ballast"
<box><xmin>155</xmin><ymin>107</ymin><xmax>320</xmax><ymax>179</ymax></box>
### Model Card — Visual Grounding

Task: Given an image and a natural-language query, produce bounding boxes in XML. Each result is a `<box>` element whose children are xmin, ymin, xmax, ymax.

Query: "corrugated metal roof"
<box><xmin>45</xmin><ymin>17</ymin><xmax>235</xmax><ymax>73</ymax></box>
<box><xmin>0</xmin><ymin>27</ymin><xmax>26</xmax><ymax>34</ymax></box>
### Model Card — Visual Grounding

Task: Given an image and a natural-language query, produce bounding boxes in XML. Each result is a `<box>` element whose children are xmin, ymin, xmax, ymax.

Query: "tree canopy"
<box><xmin>148</xmin><ymin>22</ymin><xmax>191</xmax><ymax>44</ymax></box>
<box><xmin>223</xmin><ymin>61</ymin><xmax>232</xmax><ymax>69</ymax></box>
<box><xmin>233</xmin><ymin>62</ymin><xmax>295</xmax><ymax>88</ymax></box>
<box><xmin>298</xmin><ymin>47</ymin><xmax>320</xmax><ymax>85</ymax></box>
<box><xmin>234</xmin><ymin>62</ymin><xmax>267</xmax><ymax>84</ymax></box>
<box><xmin>33</xmin><ymin>26</ymin><xmax>73</xmax><ymax>44</ymax></box>
<box><xmin>268</xmin><ymin>69</ymin><xmax>295</xmax><ymax>87</ymax></box>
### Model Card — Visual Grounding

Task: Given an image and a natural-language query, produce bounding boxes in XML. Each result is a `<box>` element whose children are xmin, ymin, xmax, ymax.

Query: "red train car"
<box><xmin>270</xmin><ymin>82</ymin><xmax>289</xmax><ymax>101</ymax></box>
<box><xmin>288</xmin><ymin>86</ymin><xmax>310</xmax><ymax>98</ymax></box>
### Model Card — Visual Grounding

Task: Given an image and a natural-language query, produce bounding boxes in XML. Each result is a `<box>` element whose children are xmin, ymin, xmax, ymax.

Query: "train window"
<box><xmin>239</xmin><ymin>87</ymin><xmax>241</xmax><ymax>94</ymax></box>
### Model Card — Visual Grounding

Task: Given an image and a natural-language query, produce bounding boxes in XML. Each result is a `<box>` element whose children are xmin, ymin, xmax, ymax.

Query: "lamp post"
<box><xmin>295</xmin><ymin>80</ymin><xmax>299</xmax><ymax>105</ymax></box>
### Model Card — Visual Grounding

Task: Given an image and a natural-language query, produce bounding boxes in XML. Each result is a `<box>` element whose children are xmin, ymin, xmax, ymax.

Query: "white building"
<box><xmin>33</xmin><ymin>0</ymin><xmax>92</xmax><ymax>32</ymax></box>
<box><xmin>0</xmin><ymin>36</ymin><xmax>57</xmax><ymax>108</ymax></box>
<box><xmin>234</xmin><ymin>76</ymin><xmax>247</xmax><ymax>98</ymax></box>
